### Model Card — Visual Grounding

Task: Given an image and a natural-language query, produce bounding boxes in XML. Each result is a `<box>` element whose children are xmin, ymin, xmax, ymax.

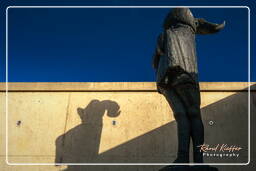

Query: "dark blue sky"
<box><xmin>0</xmin><ymin>0</ymin><xmax>255</xmax><ymax>82</ymax></box>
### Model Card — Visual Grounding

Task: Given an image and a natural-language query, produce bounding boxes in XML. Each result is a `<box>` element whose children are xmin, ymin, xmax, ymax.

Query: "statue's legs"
<box><xmin>163</xmin><ymin>83</ymin><xmax>204</xmax><ymax>163</ymax></box>
<box><xmin>162</xmin><ymin>88</ymin><xmax>191</xmax><ymax>163</ymax></box>
<box><xmin>173</xmin><ymin>83</ymin><xmax>204</xmax><ymax>163</ymax></box>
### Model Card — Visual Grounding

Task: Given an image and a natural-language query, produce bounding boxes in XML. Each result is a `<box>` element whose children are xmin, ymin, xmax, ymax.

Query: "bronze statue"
<box><xmin>152</xmin><ymin>8</ymin><xmax>225</xmax><ymax>164</ymax></box>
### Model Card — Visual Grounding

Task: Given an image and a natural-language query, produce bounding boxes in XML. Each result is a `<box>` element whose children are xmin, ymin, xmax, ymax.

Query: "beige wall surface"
<box><xmin>0</xmin><ymin>82</ymin><xmax>255</xmax><ymax>171</ymax></box>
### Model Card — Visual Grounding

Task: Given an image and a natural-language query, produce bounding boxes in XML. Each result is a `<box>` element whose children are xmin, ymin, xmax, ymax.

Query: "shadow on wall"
<box><xmin>55</xmin><ymin>99</ymin><xmax>121</xmax><ymax>164</ymax></box>
<box><xmin>55</xmin><ymin>85</ymin><xmax>255</xmax><ymax>171</ymax></box>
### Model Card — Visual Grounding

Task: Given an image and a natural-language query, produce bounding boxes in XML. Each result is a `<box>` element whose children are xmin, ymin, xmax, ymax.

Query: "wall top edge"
<box><xmin>0</xmin><ymin>82</ymin><xmax>255</xmax><ymax>92</ymax></box>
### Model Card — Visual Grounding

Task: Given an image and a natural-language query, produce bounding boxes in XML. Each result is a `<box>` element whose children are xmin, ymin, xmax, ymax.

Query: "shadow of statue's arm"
<box><xmin>100</xmin><ymin>100</ymin><xmax>121</xmax><ymax>118</ymax></box>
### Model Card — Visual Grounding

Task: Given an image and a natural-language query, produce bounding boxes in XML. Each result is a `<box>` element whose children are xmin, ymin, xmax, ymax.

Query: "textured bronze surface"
<box><xmin>153</xmin><ymin>8</ymin><xmax>225</xmax><ymax>164</ymax></box>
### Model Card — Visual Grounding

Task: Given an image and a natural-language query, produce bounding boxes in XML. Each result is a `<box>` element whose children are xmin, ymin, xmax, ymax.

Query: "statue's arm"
<box><xmin>152</xmin><ymin>49</ymin><xmax>161</xmax><ymax>70</ymax></box>
<box><xmin>152</xmin><ymin>33</ymin><xmax>164</xmax><ymax>70</ymax></box>
<box><xmin>195</xmin><ymin>18</ymin><xmax>225</xmax><ymax>35</ymax></box>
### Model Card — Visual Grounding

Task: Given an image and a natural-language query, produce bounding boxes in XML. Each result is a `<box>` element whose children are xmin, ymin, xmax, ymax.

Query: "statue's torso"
<box><xmin>157</xmin><ymin>24</ymin><xmax>198</xmax><ymax>86</ymax></box>
<box><xmin>166</xmin><ymin>25</ymin><xmax>197</xmax><ymax>74</ymax></box>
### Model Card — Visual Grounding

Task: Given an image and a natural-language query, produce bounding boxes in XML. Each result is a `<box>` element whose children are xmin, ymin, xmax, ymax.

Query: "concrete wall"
<box><xmin>0</xmin><ymin>82</ymin><xmax>255</xmax><ymax>171</ymax></box>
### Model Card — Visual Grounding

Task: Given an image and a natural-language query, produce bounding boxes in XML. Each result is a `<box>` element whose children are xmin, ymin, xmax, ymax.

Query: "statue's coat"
<box><xmin>152</xmin><ymin>8</ymin><xmax>225</xmax><ymax>93</ymax></box>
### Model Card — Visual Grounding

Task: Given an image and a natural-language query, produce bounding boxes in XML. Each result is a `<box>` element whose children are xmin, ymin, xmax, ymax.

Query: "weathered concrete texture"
<box><xmin>0</xmin><ymin>82</ymin><xmax>255</xmax><ymax>171</ymax></box>
<box><xmin>0</xmin><ymin>82</ymin><xmax>255</xmax><ymax>91</ymax></box>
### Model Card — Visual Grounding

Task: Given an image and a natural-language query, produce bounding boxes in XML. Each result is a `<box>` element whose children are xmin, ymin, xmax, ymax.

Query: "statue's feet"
<box><xmin>193</xmin><ymin>151</ymin><xmax>204</xmax><ymax>163</ymax></box>
<box><xmin>173</xmin><ymin>158</ymin><xmax>189</xmax><ymax>163</ymax></box>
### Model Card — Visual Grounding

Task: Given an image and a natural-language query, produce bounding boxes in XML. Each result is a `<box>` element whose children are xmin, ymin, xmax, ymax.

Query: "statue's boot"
<box><xmin>173</xmin><ymin>120</ymin><xmax>191</xmax><ymax>163</ymax></box>
<box><xmin>173</xmin><ymin>155</ymin><xmax>189</xmax><ymax>163</ymax></box>
<box><xmin>190</xmin><ymin>113</ymin><xmax>204</xmax><ymax>163</ymax></box>
<box><xmin>193</xmin><ymin>151</ymin><xmax>203</xmax><ymax>163</ymax></box>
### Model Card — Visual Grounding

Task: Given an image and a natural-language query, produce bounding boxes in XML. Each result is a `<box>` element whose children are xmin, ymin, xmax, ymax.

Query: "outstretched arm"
<box><xmin>195</xmin><ymin>18</ymin><xmax>225</xmax><ymax>35</ymax></box>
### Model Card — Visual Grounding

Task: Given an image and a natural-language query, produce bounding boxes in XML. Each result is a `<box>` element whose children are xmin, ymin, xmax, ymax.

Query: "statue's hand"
<box><xmin>196</xmin><ymin>18</ymin><xmax>225</xmax><ymax>34</ymax></box>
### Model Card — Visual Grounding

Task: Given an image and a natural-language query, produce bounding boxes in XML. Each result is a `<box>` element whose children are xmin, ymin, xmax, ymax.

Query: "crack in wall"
<box><xmin>59</xmin><ymin>93</ymin><xmax>71</xmax><ymax>163</ymax></box>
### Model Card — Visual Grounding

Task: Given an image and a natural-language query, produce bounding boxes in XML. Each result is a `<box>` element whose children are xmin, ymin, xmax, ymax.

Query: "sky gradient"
<box><xmin>0</xmin><ymin>0</ymin><xmax>254</xmax><ymax>82</ymax></box>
